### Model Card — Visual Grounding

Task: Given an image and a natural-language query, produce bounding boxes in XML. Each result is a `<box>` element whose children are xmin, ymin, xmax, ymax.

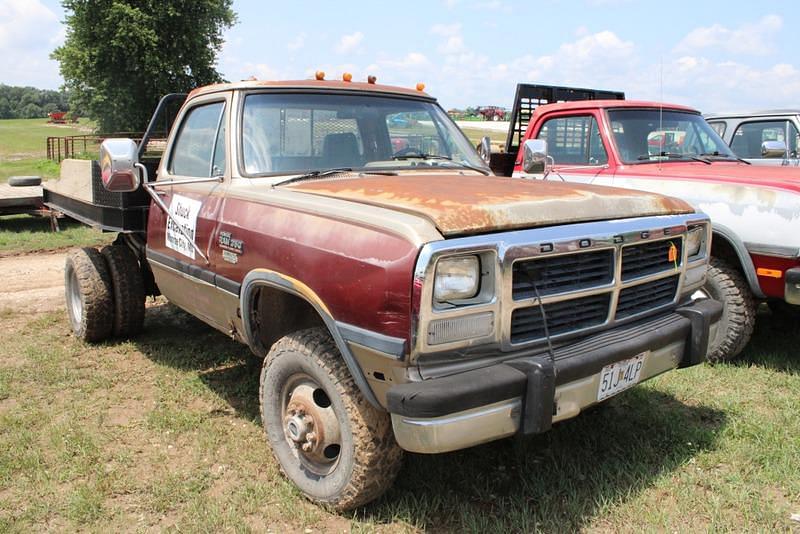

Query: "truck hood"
<box><xmin>617</xmin><ymin>161</ymin><xmax>800</xmax><ymax>194</ymax></box>
<box><xmin>287</xmin><ymin>174</ymin><xmax>693</xmax><ymax>237</ymax></box>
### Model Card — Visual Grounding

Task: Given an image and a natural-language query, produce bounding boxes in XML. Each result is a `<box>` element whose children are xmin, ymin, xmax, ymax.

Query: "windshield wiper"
<box><xmin>637</xmin><ymin>152</ymin><xmax>711</xmax><ymax>165</ymax></box>
<box><xmin>391</xmin><ymin>153</ymin><xmax>490</xmax><ymax>175</ymax></box>
<box><xmin>274</xmin><ymin>167</ymin><xmax>353</xmax><ymax>187</ymax></box>
<box><xmin>699</xmin><ymin>151</ymin><xmax>751</xmax><ymax>165</ymax></box>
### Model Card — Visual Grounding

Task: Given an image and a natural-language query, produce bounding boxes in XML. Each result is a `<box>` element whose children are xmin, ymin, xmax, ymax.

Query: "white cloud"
<box><xmin>674</xmin><ymin>15</ymin><xmax>782</xmax><ymax>56</ymax></box>
<box><xmin>0</xmin><ymin>0</ymin><xmax>64</xmax><ymax>88</ymax></box>
<box><xmin>336</xmin><ymin>31</ymin><xmax>364</xmax><ymax>54</ymax></box>
<box><xmin>431</xmin><ymin>23</ymin><xmax>461</xmax><ymax>37</ymax></box>
<box><xmin>287</xmin><ymin>32</ymin><xmax>306</xmax><ymax>51</ymax></box>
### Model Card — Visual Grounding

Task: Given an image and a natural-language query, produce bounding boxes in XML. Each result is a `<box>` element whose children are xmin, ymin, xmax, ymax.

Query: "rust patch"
<box><xmin>287</xmin><ymin>174</ymin><xmax>694</xmax><ymax>236</ymax></box>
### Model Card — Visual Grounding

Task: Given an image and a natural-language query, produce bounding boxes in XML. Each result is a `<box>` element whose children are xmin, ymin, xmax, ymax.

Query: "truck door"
<box><xmin>520</xmin><ymin>112</ymin><xmax>614</xmax><ymax>186</ymax></box>
<box><xmin>145</xmin><ymin>92</ymin><xmax>230</xmax><ymax>330</ymax></box>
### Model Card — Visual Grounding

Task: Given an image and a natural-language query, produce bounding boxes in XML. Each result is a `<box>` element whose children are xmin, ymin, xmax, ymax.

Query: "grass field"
<box><xmin>0</xmin><ymin>303</ymin><xmax>797</xmax><ymax>532</ymax></box>
<box><xmin>0</xmin><ymin>118</ymin><xmax>93</xmax><ymax>183</ymax></box>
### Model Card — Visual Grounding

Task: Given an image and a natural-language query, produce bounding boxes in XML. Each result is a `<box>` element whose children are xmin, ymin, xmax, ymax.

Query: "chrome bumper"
<box><xmin>785</xmin><ymin>267</ymin><xmax>800</xmax><ymax>305</ymax></box>
<box><xmin>389</xmin><ymin>301</ymin><xmax>722</xmax><ymax>454</ymax></box>
<box><xmin>391</xmin><ymin>337</ymin><xmax>689</xmax><ymax>454</ymax></box>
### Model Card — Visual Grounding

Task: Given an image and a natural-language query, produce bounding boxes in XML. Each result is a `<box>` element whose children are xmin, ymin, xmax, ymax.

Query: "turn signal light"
<box><xmin>315</xmin><ymin>70</ymin><xmax>325</xmax><ymax>80</ymax></box>
<box><xmin>756</xmin><ymin>268</ymin><xmax>783</xmax><ymax>278</ymax></box>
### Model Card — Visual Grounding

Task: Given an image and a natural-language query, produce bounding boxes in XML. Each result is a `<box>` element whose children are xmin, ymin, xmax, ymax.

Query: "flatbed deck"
<box><xmin>0</xmin><ymin>182</ymin><xmax>44</xmax><ymax>210</ymax></box>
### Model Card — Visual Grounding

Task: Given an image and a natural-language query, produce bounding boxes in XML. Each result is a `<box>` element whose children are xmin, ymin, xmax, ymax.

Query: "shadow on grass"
<box><xmin>131</xmin><ymin>301</ymin><xmax>727</xmax><ymax>531</ymax></box>
<box><xmin>133</xmin><ymin>301</ymin><xmax>261</xmax><ymax>421</ymax></box>
<box><xmin>0</xmin><ymin>213</ymin><xmax>85</xmax><ymax>233</ymax></box>
<box><xmin>733</xmin><ymin>306</ymin><xmax>800</xmax><ymax>374</ymax></box>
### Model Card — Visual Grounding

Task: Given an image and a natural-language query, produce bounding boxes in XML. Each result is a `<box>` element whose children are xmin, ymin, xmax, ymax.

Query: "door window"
<box><xmin>537</xmin><ymin>115</ymin><xmax>608</xmax><ymax>165</ymax></box>
<box><xmin>169</xmin><ymin>101</ymin><xmax>226</xmax><ymax>177</ymax></box>
<box><xmin>731</xmin><ymin>120</ymin><xmax>799</xmax><ymax>159</ymax></box>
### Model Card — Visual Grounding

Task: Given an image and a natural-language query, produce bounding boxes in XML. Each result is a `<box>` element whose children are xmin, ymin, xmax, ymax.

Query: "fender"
<box><xmin>712</xmin><ymin>223</ymin><xmax>766</xmax><ymax>299</ymax></box>
<box><xmin>240</xmin><ymin>268</ymin><xmax>385</xmax><ymax>409</ymax></box>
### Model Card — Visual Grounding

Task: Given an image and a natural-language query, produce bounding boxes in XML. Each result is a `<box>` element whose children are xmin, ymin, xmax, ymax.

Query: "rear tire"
<box><xmin>101</xmin><ymin>244</ymin><xmax>145</xmax><ymax>337</ymax></box>
<box><xmin>699</xmin><ymin>257</ymin><xmax>756</xmax><ymax>362</ymax></box>
<box><xmin>64</xmin><ymin>248</ymin><xmax>114</xmax><ymax>342</ymax></box>
<box><xmin>260</xmin><ymin>328</ymin><xmax>403</xmax><ymax>510</ymax></box>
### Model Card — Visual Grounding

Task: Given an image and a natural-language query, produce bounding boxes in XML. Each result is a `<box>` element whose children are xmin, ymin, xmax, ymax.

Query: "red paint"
<box><xmin>213</xmin><ymin>197</ymin><xmax>419</xmax><ymax>339</ymax></box>
<box><xmin>750</xmin><ymin>254</ymin><xmax>800</xmax><ymax>299</ymax></box>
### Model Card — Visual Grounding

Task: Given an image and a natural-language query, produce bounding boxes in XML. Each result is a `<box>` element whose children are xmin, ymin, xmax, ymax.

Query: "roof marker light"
<box><xmin>342</xmin><ymin>72</ymin><xmax>352</xmax><ymax>82</ymax></box>
<box><xmin>315</xmin><ymin>71</ymin><xmax>325</xmax><ymax>80</ymax></box>
<box><xmin>367</xmin><ymin>75</ymin><xmax>377</xmax><ymax>84</ymax></box>
<box><xmin>416</xmin><ymin>82</ymin><xmax>426</xmax><ymax>91</ymax></box>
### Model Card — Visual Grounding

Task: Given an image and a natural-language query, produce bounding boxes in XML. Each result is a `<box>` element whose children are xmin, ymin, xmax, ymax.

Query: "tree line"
<box><xmin>0</xmin><ymin>84</ymin><xmax>73</xmax><ymax>120</ymax></box>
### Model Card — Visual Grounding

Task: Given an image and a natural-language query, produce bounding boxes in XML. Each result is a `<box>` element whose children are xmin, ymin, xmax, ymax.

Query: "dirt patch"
<box><xmin>0</xmin><ymin>251</ymin><xmax>66</xmax><ymax>313</ymax></box>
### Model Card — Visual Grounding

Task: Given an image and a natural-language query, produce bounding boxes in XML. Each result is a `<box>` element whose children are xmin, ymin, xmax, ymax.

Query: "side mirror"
<box><xmin>761</xmin><ymin>140</ymin><xmax>787</xmax><ymax>158</ymax></box>
<box><xmin>99</xmin><ymin>138</ymin><xmax>141</xmax><ymax>192</ymax></box>
<box><xmin>522</xmin><ymin>138</ymin><xmax>548</xmax><ymax>174</ymax></box>
<box><xmin>477</xmin><ymin>136</ymin><xmax>492</xmax><ymax>165</ymax></box>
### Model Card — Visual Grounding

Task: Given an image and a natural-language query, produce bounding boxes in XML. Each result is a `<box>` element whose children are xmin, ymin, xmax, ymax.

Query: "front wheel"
<box><xmin>259</xmin><ymin>328</ymin><xmax>403</xmax><ymax>510</ymax></box>
<box><xmin>694</xmin><ymin>257</ymin><xmax>756</xmax><ymax>362</ymax></box>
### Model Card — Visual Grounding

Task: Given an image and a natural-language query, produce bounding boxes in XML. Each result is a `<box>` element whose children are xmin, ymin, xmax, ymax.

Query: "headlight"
<box><xmin>686</xmin><ymin>225</ymin><xmax>705</xmax><ymax>257</ymax></box>
<box><xmin>434</xmin><ymin>256</ymin><xmax>480</xmax><ymax>302</ymax></box>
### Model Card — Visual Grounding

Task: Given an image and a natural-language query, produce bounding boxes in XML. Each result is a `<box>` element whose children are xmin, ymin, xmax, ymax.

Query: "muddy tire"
<box><xmin>64</xmin><ymin>247</ymin><xmax>114</xmax><ymax>342</ymax></box>
<box><xmin>101</xmin><ymin>244</ymin><xmax>145</xmax><ymax>337</ymax></box>
<box><xmin>699</xmin><ymin>257</ymin><xmax>757</xmax><ymax>362</ymax></box>
<box><xmin>260</xmin><ymin>328</ymin><xmax>403</xmax><ymax>510</ymax></box>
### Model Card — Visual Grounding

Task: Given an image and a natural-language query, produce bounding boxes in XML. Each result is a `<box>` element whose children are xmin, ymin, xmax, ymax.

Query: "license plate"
<box><xmin>597</xmin><ymin>353</ymin><xmax>647</xmax><ymax>401</ymax></box>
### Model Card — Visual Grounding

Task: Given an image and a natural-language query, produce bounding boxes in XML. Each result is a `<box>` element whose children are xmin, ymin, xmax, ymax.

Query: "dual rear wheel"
<box><xmin>64</xmin><ymin>244</ymin><xmax>145</xmax><ymax>342</ymax></box>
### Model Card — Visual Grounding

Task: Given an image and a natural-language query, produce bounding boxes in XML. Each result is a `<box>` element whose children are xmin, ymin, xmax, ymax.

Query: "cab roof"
<box><xmin>534</xmin><ymin>99</ymin><xmax>698</xmax><ymax>114</ymax></box>
<box><xmin>187</xmin><ymin>79</ymin><xmax>435</xmax><ymax>102</ymax></box>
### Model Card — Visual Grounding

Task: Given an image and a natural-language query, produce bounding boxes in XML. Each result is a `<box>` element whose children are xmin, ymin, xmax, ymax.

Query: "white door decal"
<box><xmin>165</xmin><ymin>194</ymin><xmax>202</xmax><ymax>259</ymax></box>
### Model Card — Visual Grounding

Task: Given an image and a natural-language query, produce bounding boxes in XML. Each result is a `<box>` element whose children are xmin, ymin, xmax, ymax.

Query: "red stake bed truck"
<box><xmin>43</xmin><ymin>78</ymin><xmax>720</xmax><ymax>509</ymax></box>
<box><xmin>488</xmin><ymin>84</ymin><xmax>800</xmax><ymax>363</ymax></box>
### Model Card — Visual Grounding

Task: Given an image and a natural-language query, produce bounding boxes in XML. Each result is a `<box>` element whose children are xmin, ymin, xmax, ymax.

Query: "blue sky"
<box><xmin>2</xmin><ymin>0</ymin><xmax>798</xmax><ymax>112</ymax></box>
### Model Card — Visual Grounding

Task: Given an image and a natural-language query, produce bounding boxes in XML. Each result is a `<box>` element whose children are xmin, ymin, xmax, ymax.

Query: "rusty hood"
<box><xmin>286</xmin><ymin>174</ymin><xmax>694</xmax><ymax>237</ymax></box>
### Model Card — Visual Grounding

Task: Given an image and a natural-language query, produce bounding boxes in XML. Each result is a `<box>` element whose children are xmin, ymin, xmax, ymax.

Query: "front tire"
<box><xmin>259</xmin><ymin>328</ymin><xmax>403</xmax><ymax>510</ymax></box>
<box><xmin>64</xmin><ymin>247</ymin><xmax>114</xmax><ymax>342</ymax></box>
<box><xmin>698</xmin><ymin>257</ymin><xmax>756</xmax><ymax>362</ymax></box>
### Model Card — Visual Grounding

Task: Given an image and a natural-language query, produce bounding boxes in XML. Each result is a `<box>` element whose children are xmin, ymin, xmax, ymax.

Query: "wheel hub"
<box><xmin>282</xmin><ymin>381</ymin><xmax>341</xmax><ymax>470</ymax></box>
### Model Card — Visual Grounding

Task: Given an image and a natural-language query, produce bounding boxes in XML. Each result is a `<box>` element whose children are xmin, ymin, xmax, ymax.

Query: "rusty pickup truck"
<box><xmin>490</xmin><ymin>83</ymin><xmax>800</xmax><ymax>363</ymax></box>
<box><xmin>43</xmin><ymin>77</ymin><xmax>720</xmax><ymax>509</ymax></box>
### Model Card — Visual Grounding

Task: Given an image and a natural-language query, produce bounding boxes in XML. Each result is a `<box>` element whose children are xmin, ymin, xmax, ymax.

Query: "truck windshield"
<box><xmin>241</xmin><ymin>93</ymin><xmax>489</xmax><ymax>176</ymax></box>
<box><xmin>607</xmin><ymin>109</ymin><xmax>736</xmax><ymax>164</ymax></box>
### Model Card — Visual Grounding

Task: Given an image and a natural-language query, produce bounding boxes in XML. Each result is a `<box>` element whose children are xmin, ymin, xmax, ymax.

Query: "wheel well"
<box><xmin>248</xmin><ymin>285</ymin><xmax>325</xmax><ymax>354</ymax></box>
<box><xmin>711</xmin><ymin>231</ymin><xmax>743</xmax><ymax>274</ymax></box>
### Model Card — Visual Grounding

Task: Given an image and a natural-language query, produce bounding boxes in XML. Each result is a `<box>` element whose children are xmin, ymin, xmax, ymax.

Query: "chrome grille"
<box><xmin>622</xmin><ymin>238</ymin><xmax>683</xmax><ymax>280</ymax></box>
<box><xmin>616</xmin><ymin>276</ymin><xmax>680</xmax><ymax>319</ymax></box>
<box><xmin>512</xmin><ymin>249</ymin><xmax>613</xmax><ymax>299</ymax></box>
<box><xmin>510</xmin><ymin>294</ymin><xmax>610</xmax><ymax>343</ymax></box>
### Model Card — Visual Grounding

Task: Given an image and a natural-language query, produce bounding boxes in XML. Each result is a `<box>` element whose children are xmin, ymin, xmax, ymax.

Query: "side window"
<box><xmin>708</xmin><ymin>121</ymin><xmax>726</xmax><ymax>137</ymax></box>
<box><xmin>169</xmin><ymin>102</ymin><xmax>225</xmax><ymax>177</ymax></box>
<box><xmin>730</xmin><ymin>120</ymin><xmax>798</xmax><ymax>159</ymax></box>
<box><xmin>537</xmin><ymin>115</ymin><xmax>607</xmax><ymax>165</ymax></box>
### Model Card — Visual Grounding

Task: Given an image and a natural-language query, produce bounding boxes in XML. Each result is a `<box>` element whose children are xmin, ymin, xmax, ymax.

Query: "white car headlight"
<box><xmin>686</xmin><ymin>225</ymin><xmax>705</xmax><ymax>257</ymax></box>
<box><xmin>434</xmin><ymin>256</ymin><xmax>480</xmax><ymax>302</ymax></box>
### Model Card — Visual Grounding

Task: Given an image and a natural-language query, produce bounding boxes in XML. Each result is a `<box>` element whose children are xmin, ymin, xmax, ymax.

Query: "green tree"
<box><xmin>52</xmin><ymin>0</ymin><xmax>236</xmax><ymax>133</ymax></box>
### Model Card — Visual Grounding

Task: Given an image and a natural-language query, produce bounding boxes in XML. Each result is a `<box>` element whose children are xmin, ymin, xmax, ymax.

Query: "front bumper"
<box><xmin>785</xmin><ymin>267</ymin><xmax>800</xmax><ymax>305</ymax></box>
<box><xmin>387</xmin><ymin>299</ymin><xmax>722</xmax><ymax>453</ymax></box>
